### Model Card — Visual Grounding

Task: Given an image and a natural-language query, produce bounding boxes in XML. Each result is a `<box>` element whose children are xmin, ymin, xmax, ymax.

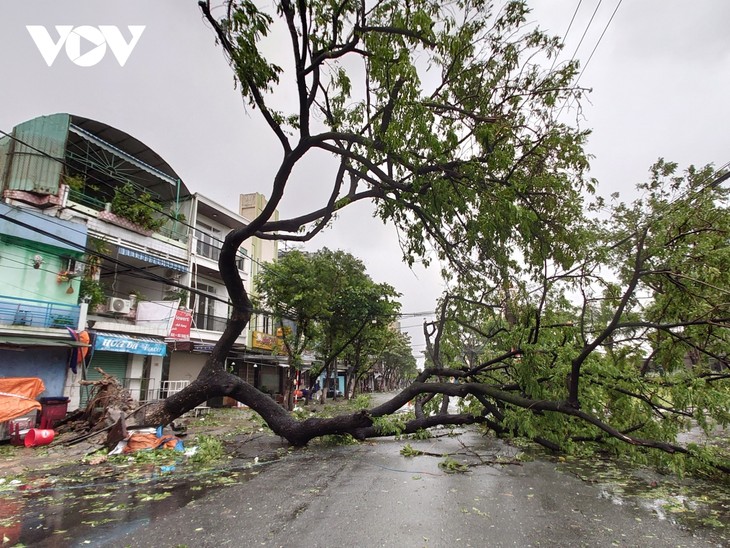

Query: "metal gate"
<box><xmin>80</xmin><ymin>351</ymin><xmax>128</xmax><ymax>406</ymax></box>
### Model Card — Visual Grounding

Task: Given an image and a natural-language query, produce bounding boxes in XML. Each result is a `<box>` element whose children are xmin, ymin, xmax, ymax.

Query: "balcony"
<box><xmin>192</xmin><ymin>312</ymin><xmax>229</xmax><ymax>332</ymax></box>
<box><xmin>67</xmin><ymin>188</ymin><xmax>189</xmax><ymax>244</ymax></box>
<box><xmin>0</xmin><ymin>295</ymin><xmax>81</xmax><ymax>329</ymax></box>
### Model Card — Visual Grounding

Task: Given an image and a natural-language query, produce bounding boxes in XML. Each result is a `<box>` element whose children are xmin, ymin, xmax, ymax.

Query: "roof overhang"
<box><xmin>0</xmin><ymin>335</ymin><xmax>90</xmax><ymax>349</ymax></box>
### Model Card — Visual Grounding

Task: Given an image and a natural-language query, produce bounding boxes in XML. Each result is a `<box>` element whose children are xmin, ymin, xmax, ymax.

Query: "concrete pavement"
<box><xmin>101</xmin><ymin>429</ymin><xmax>724</xmax><ymax>547</ymax></box>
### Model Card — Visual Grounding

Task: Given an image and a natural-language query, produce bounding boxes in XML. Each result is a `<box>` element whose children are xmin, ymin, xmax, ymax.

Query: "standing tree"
<box><xmin>361</xmin><ymin>329</ymin><xmax>418</xmax><ymax>393</ymax></box>
<box><xmin>254</xmin><ymin>248</ymin><xmax>329</xmax><ymax>409</ymax></box>
<box><xmin>138</xmin><ymin>0</ymin><xmax>729</xmax><ymax>472</ymax></box>
<box><xmin>255</xmin><ymin>247</ymin><xmax>399</xmax><ymax>408</ymax></box>
<box><xmin>309</xmin><ymin>250</ymin><xmax>400</xmax><ymax>403</ymax></box>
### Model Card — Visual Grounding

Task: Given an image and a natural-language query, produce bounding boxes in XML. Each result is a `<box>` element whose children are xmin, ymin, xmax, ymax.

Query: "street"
<box><xmin>98</xmin><ymin>429</ymin><xmax>724</xmax><ymax>548</ymax></box>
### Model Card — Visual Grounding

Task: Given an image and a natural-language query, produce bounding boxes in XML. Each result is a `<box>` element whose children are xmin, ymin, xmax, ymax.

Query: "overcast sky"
<box><xmin>1</xmin><ymin>1</ymin><xmax>729</xmax><ymax>362</ymax></box>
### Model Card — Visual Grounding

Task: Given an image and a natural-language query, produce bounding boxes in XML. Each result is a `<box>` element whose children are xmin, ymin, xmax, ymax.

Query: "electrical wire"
<box><xmin>556</xmin><ymin>0</ymin><xmax>623</xmax><ymax>119</ymax></box>
<box><xmin>0</xmin><ymin>121</ymin><xmax>360</xmax><ymax>332</ymax></box>
<box><xmin>0</xmin><ymin>125</ymin><xmax>301</xmax><ymax>314</ymax></box>
<box><xmin>0</xmin><ymin>125</ymin><xmax>427</xmax><ymax>316</ymax></box>
<box><xmin>0</xmin><ymin>206</ymin><xmax>232</xmax><ymax>307</ymax></box>
<box><xmin>568</xmin><ymin>0</ymin><xmax>603</xmax><ymax>66</ymax></box>
<box><xmin>0</xmin><ymin>176</ymin><xmax>429</xmax><ymax>324</ymax></box>
<box><xmin>574</xmin><ymin>0</ymin><xmax>623</xmax><ymax>86</ymax></box>
<box><xmin>547</xmin><ymin>0</ymin><xmax>583</xmax><ymax>74</ymax></box>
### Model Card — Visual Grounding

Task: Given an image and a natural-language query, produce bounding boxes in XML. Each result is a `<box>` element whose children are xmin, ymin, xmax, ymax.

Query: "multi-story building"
<box><xmin>0</xmin><ymin>113</ymin><xmax>283</xmax><ymax>409</ymax></box>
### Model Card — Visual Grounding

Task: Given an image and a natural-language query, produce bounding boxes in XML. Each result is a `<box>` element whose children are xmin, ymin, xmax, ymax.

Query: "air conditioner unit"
<box><xmin>107</xmin><ymin>297</ymin><xmax>132</xmax><ymax>314</ymax></box>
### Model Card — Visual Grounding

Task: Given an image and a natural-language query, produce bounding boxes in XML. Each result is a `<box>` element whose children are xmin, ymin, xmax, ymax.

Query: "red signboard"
<box><xmin>169</xmin><ymin>310</ymin><xmax>193</xmax><ymax>339</ymax></box>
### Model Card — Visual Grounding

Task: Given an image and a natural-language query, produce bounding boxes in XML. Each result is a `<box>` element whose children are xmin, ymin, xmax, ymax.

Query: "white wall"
<box><xmin>168</xmin><ymin>352</ymin><xmax>206</xmax><ymax>382</ymax></box>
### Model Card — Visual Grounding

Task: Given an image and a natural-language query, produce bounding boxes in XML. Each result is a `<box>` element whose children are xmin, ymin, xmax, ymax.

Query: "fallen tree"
<box><xmin>137</xmin><ymin>0</ymin><xmax>729</xmax><ymax>474</ymax></box>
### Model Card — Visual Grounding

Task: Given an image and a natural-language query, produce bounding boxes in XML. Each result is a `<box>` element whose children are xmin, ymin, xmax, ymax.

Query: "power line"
<box><xmin>0</xmin><ymin>127</ymin><xmax>251</xmax><ymax>264</ymax></box>
<box><xmin>0</xmin><ymin>125</ymin><xmax>310</xmax><ymax>315</ymax></box>
<box><xmin>562</xmin><ymin>1</ymin><xmax>583</xmax><ymax>44</ymax></box>
<box><xmin>0</xmin><ymin>124</ymin><xmax>371</xmax><ymax>304</ymax></box>
<box><xmin>568</xmin><ymin>0</ymin><xmax>603</xmax><ymax>65</ymax></box>
<box><xmin>397</xmin><ymin>311</ymin><xmax>436</xmax><ymax>317</ymax></box>
<box><xmin>574</xmin><ymin>0</ymin><xmax>623</xmax><ymax>86</ymax></box>
<box><xmin>0</xmin><ymin>125</ymin><xmax>429</xmax><ymax>306</ymax></box>
<box><xmin>0</xmin><ymin>206</ymin><xmax>232</xmax><ymax>307</ymax></box>
<box><xmin>0</xmin><ymin>136</ymin><xmax>424</xmax><ymax>332</ymax></box>
<box><xmin>556</xmin><ymin>0</ymin><xmax>623</xmax><ymax>119</ymax></box>
<box><xmin>548</xmin><ymin>0</ymin><xmax>583</xmax><ymax>74</ymax></box>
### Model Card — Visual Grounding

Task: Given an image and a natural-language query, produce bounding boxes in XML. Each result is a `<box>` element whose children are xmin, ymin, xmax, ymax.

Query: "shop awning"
<box><xmin>93</xmin><ymin>332</ymin><xmax>167</xmax><ymax>356</ymax></box>
<box><xmin>118</xmin><ymin>247</ymin><xmax>188</xmax><ymax>273</ymax></box>
<box><xmin>0</xmin><ymin>335</ymin><xmax>90</xmax><ymax>348</ymax></box>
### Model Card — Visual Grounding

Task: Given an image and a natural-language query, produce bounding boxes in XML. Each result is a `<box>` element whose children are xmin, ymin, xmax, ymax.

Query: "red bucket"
<box><xmin>24</xmin><ymin>428</ymin><xmax>55</xmax><ymax>447</ymax></box>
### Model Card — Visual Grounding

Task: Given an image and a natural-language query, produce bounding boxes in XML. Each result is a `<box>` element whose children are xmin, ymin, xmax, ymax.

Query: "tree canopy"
<box><xmin>138</xmin><ymin>0</ymin><xmax>730</xmax><ymax>474</ymax></box>
<box><xmin>254</xmin><ymin>247</ymin><xmax>401</xmax><ymax>407</ymax></box>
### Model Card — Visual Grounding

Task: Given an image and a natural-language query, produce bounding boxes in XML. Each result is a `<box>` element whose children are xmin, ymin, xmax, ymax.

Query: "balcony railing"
<box><xmin>67</xmin><ymin>188</ymin><xmax>189</xmax><ymax>243</ymax></box>
<box><xmin>192</xmin><ymin>312</ymin><xmax>229</xmax><ymax>332</ymax></box>
<box><xmin>73</xmin><ymin>376</ymin><xmax>156</xmax><ymax>405</ymax></box>
<box><xmin>68</xmin><ymin>188</ymin><xmax>106</xmax><ymax>211</ymax></box>
<box><xmin>0</xmin><ymin>295</ymin><xmax>81</xmax><ymax>329</ymax></box>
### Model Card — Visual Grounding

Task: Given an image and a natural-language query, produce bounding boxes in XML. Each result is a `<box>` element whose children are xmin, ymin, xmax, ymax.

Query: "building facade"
<box><xmin>0</xmin><ymin>113</ymin><xmax>282</xmax><ymax>409</ymax></box>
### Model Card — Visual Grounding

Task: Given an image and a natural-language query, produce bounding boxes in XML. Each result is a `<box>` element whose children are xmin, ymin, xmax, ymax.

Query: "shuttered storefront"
<box><xmin>80</xmin><ymin>351</ymin><xmax>128</xmax><ymax>406</ymax></box>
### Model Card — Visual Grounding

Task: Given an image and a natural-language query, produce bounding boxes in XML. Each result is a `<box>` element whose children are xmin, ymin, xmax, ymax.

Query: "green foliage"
<box><xmin>408</xmin><ymin>429</ymin><xmax>433</xmax><ymax>440</ymax></box>
<box><xmin>111</xmin><ymin>182</ymin><xmax>166</xmax><ymax>232</ymax></box>
<box><xmin>107</xmin><ymin>448</ymin><xmax>179</xmax><ymax>465</ymax></box>
<box><xmin>193</xmin><ymin>413</ymin><xmax>224</xmax><ymax>427</ymax></box>
<box><xmin>204</xmin><ymin>0</ymin><xmax>730</xmax><ymax>474</ymax></box>
<box><xmin>79</xmin><ymin>278</ymin><xmax>106</xmax><ymax>307</ymax></box>
<box><xmin>255</xmin><ymin>248</ymin><xmax>402</xmax><ymax>372</ymax></box>
<box><xmin>421</xmin><ymin>395</ymin><xmax>444</xmax><ymax>416</ymax></box>
<box><xmin>0</xmin><ymin>445</ymin><xmax>17</xmax><ymax>458</ymax></box>
<box><xmin>351</xmin><ymin>393</ymin><xmax>372</xmax><ymax>410</ymax></box>
<box><xmin>372</xmin><ymin>412</ymin><xmax>414</xmax><ymax>436</ymax></box>
<box><xmin>189</xmin><ymin>435</ymin><xmax>225</xmax><ymax>464</ymax></box>
<box><xmin>318</xmin><ymin>434</ymin><xmax>359</xmax><ymax>446</ymax></box>
<box><xmin>63</xmin><ymin>174</ymin><xmax>86</xmax><ymax>191</ymax></box>
<box><xmin>400</xmin><ymin>443</ymin><xmax>423</xmax><ymax>457</ymax></box>
<box><xmin>438</xmin><ymin>456</ymin><xmax>469</xmax><ymax>474</ymax></box>
<box><xmin>291</xmin><ymin>406</ymin><xmax>311</xmax><ymax>420</ymax></box>
<box><xmin>351</xmin><ymin>329</ymin><xmax>418</xmax><ymax>391</ymax></box>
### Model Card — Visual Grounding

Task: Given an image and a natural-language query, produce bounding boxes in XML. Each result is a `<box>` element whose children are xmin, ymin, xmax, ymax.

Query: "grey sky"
<box><xmin>1</xmin><ymin>1</ymin><xmax>728</xmax><ymax>362</ymax></box>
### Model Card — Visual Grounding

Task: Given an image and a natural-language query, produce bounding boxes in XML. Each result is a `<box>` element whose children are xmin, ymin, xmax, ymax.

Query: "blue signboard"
<box><xmin>94</xmin><ymin>333</ymin><xmax>167</xmax><ymax>356</ymax></box>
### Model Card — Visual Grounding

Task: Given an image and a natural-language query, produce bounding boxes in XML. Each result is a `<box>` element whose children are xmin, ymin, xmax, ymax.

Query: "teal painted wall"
<box><xmin>0</xmin><ymin>237</ymin><xmax>81</xmax><ymax>302</ymax></box>
<box><xmin>0</xmin><ymin>203</ymin><xmax>86</xmax><ymax>303</ymax></box>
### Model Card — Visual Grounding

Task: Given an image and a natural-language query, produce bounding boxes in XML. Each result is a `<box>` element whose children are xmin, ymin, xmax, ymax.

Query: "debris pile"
<box><xmin>57</xmin><ymin>368</ymin><xmax>185</xmax><ymax>456</ymax></box>
<box><xmin>57</xmin><ymin>368</ymin><xmax>137</xmax><ymax>444</ymax></box>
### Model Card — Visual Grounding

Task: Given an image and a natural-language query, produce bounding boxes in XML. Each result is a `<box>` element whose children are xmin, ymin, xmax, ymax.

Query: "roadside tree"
<box><xmin>341</xmin><ymin>320</ymin><xmax>416</xmax><ymax>398</ymax></box>
<box><xmin>138</xmin><ymin>0</ymin><xmax>729</xmax><ymax>473</ymax></box>
<box><xmin>255</xmin><ymin>248</ymin><xmax>399</xmax><ymax>408</ymax></box>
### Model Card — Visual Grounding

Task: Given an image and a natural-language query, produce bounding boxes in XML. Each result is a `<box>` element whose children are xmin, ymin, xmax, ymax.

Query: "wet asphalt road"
<box><xmin>99</xmin><ymin>430</ymin><xmax>723</xmax><ymax>548</ymax></box>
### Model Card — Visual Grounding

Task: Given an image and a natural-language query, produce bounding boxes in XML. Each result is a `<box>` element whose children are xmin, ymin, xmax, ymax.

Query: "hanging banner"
<box><xmin>94</xmin><ymin>333</ymin><xmax>167</xmax><ymax>356</ymax></box>
<box><xmin>169</xmin><ymin>310</ymin><xmax>193</xmax><ymax>340</ymax></box>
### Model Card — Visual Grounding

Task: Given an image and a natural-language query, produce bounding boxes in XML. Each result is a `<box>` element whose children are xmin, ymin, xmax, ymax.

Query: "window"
<box><xmin>196</xmin><ymin>222</ymin><xmax>220</xmax><ymax>262</ymax></box>
<box><xmin>193</xmin><ymin>282</ymin><xmax>218</xmax><ymax>331</ymax></box>
<box><xmin>62</xmin><ymin>256</ymin><xmax>83</xmax><ymax>276</ymax></box>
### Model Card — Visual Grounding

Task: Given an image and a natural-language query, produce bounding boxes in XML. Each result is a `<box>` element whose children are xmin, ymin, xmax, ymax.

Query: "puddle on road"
<box><xmin>0</xmin><ymin>458</ymin><xmax>265</xmax><ymax>546</ymax></box>
<box><xmin>2</xmin><ymin>431</ymin><xmax>728</xmax><ymax>546</ymax></box>
<box><xmin>552</xmin><ymin>454</ymin><xmax>730</xmax><ymax>541</ymax></box>
<box><xmin>427</xmin><ymin>429</ymin><xmax>730</xmax><ymax>541</ymax></box>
